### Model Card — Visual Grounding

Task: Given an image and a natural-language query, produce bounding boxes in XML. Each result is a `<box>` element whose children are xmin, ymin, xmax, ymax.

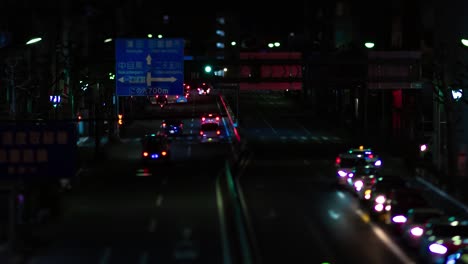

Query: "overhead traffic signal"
<box><xmin>118</xmin><ymin>114</ymin><xmax>123</xmax><ymax>126</ymax></box>
<box><xmin>204</xmin><ymin>65</ymin><xmax>212</xmax><ymax>73</ymax></box>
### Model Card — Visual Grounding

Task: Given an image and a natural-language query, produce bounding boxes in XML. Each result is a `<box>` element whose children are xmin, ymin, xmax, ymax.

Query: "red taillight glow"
<box><xmin>176</xmin><ymin>95</ymin><xmax>179</xmax><ymax>99</ymax></box>
<box><xmin>215</xmin><ymin>117</ymin><xmax>220</xmax><ymax>121</ymax></box>
<box><xmin>216</xmin><ymin>130</ymin><xmax>220</xmax><ymax>135</ymax></box>
<box><xmin>200</xmin><ymin>131</ymin><xmax>204</xmax><ymax>135</ymax></box>
<box><xmin>143</xmin><ymin>152</ymin><xmax>149</xmax><ymax>157</ymax></box>
<box><xmin>162</xmin><ymin>123</ymin><xmax>166</xmax><ymax>127</ymax></box>
<box><xmin>202</xmin><ymin>117</ymin><xmax>206</xmax><ymax>121</ymax></box>
<box><xmin>336</xmin><ymin>157</ymin><xmax>341</xmax><ymax>164</ymax></box>
<box><xmin>161</xmin><ymin>151</ymin><xmax>167</xmax><ymax>156</ymax></box>
<box><xmin>368</xmin><ymin>154</ymin><xmax>374</xmax><ymax>159</ymax></box>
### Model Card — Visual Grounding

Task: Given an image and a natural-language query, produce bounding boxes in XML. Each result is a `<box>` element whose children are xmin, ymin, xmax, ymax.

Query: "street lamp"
<box><xmin>461</xmin><ymin>38</ymin><xmax>468</xmax><ymax>47</ymax></box>
<box><xmin>364</xmin><ymin>42</ymin><xmax>375</xmax><ymax>49</ymax></box>
<box><xmin>26</xmin><ymin>37</ymin><xmax>42</xmax><ymax>45</ymax></box>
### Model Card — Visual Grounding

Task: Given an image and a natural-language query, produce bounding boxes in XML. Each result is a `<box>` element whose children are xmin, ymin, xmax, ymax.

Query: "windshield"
<box><xmin>201</xmin><ymin>123</ymin><xmax>219</xmax><ymax>131</ymax></box>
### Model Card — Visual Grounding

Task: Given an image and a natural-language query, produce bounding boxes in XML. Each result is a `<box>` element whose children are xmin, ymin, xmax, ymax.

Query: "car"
<box><xmin>141</xmin><ymin>133</ymin><xmax>171</xmax><ymax>163</ymax></box>
<box><xmin>347</xmin><ymin>166</ymin><xmax>380</xmax><ymax>199</ymax></box>
<box><xmin>347</xmin><ymin>145</ymin><xmax>383</xmax><ymax>168</ymax></box>
<box><xmin>166</xmin><ymin>94</ymin><xmax>188</xmax><ymax>104</ymax></box>
<box><xmin>401</xmin><ymin>207</ymin><xmax>445</xmax><ymax>248</ymax></box>
<box><xmin>199</xmin><ymin>122</ymin><xmax>221</xmax><ymax>143</ymax></box>
<box><xmin>201</xmin><ymin>113</ymin><xmax>221</xmax><ymax>124</ymax></box>
<box><xmin>154</xmin><ymin>94</ymin><xmax>168</xmax><ymax>107</ymax></box>
<box><xmin>379</xmin><ymin>187</ymin><xmax>430</xmax><ymax>228</ymax></box>
<box><xmin>184</xmin><ymin>82</ymin><xmax>191</xmax><ymax>93</ymax></box>
<box><xmin>445</xmin><ymin>247</ymin><xmax>468</xmax><ymax>264</ymax></box>
<box><xmin>335</xmin><ymin>153</ymin><xmax>367</xmax><ymax>185</ymax></box>
<box><xmin>161</xmin><ymin>119</ymin><xmax>184</xmax><ymax>136</ymax></box>
<box><xmin>197</xmin><ymin>82</ymin><xmax>212</xmax><ymax>95</ymax></box>
<box><xmin>419</xmin><ymin>219</ymin><xmax>468</xmax><ymax>263</ymax></box>
<box><xmin>368</xmin><ymin>176</ymin><xmax>409</xmax><ymax>217</ymax></box>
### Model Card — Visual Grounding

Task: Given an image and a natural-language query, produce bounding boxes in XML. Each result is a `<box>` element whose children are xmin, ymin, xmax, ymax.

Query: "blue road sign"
<box><xmin>0</xmin><ymin>122</ymin><xmax>77</xmax><ymax>180</ymax></box>
<box><xmin>115</xmin><ymin>38</ymin><xmax>185</xmax><ymax>96</ymax></box>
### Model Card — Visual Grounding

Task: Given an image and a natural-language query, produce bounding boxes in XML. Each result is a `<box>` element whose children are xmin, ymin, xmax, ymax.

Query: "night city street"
<box><xmin>1</xmin><ymin>1</ymin><xmax>468</xmax><ymax>264</ymax></box>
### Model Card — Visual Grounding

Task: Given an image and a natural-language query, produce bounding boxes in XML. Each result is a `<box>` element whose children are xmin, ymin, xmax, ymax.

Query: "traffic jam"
<box><xmin>335</xmin><ymin>146</ymin><xmax>468</xmax><ymax>264</ymax></box>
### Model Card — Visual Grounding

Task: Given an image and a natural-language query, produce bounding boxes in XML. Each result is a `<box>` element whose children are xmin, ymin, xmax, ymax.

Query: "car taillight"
<box><xmin>215</xmin><ymin>117</ymin><xmax>219</xmax><ymax>121</ymax></box>
<box><xmin>368</xmin><ymin>154</ymin><xmax>374</xmax><ymax>159</ymax></box>
<box><xmin>162</xmin><ymin>123</ymin><xmax>166</xmax><ymax>127</ymax></box>
<box><xmin>202</xmin><ymin>117</ymin><xmax>205</xmax><ymax>121</ymax></box>
<box><xmin>200</xmin><ymin>131</ymin><xmax>204</xmax><ymax>135</ymax></box>
<box><xmin>216</xmin><ymin>130</ymin><xmax>220</xmax><ymax>135</ymax></box>
<box><xmin>165</xmin><ymin>95</ymin><xmax>168</xmax><ymax>98</ymax></box>
<box><xmin>161</xmin><ymin>151</ymin><xmax>167</xmax><ymax>156</ymax></box>
<box><xmin>143</xmin><ymin>152</ymin><xmax>149</xmax><ymax>157</ymax></box>
<box><xmin>176</xmin><ymin>95</ymin><xmax>179</xmax><ymax>99</ymax></box>
<box><xmin>335</xmin><ymin>157</ymin><xmax>341</xmax><ymax>164</ymax></box>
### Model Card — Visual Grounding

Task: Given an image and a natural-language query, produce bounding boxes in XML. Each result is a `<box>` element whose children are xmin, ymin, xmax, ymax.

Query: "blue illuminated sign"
<box><xmin>0</xmin><ymin>122</ymin><xmax>77</xmax><ymax>180</ymax></box>
<box><xmin>115</xmin><ymin>38</ymin><xmax>185</xmax><ymax>96</ymax></box>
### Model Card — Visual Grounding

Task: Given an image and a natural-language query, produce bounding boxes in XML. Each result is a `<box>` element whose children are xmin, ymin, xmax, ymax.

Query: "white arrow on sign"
<box><xmin>118</xmin><ymin>76</ymin><xmax>146</xmax><ymax>84</ymax></box>
<box><xmin>146</xmin><ymin>54</ymin><xmax>152</xmax><ymax>66</ymax></box>
<box><xmin>146</xmin><ymin>72</ymin><xmax>177</xmax><ymax>86</ymax></box>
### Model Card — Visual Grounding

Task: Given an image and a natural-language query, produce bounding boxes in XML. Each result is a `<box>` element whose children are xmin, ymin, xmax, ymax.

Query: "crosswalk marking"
<box><xmin>78</xmin><ymin>134</ymin><xmax>345</xmax><ymax>146</ymax></box>
<box><xmin>256</xmin><ymin>135</ymin><xmax>345</xmax><ymax>143</ymax></box>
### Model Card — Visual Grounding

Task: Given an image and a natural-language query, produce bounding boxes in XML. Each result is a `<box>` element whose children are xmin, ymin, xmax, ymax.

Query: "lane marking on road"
<box><xmin>156</xmin><ymin>194</ymin><xmax>164</xmax><ymax>207</ymax></box>
<box><xmin>99</xmin><ymin>247</ymin><xmax>112</xmax><ymax>264</ymax></box>
<box><xmin>148</xmin><ymin>218</ymin><xmax>157</xmax><ymax>233</ymax></box>
<box><xmin>139</xmin><ymin>251</ymin><xmax>149</xmax><ymax>264</ymax></box>
<box><xmin>187</xmin><ymin>145</ymin><xmax>192</xmax><ymax>157</ymax></box>
<box><xmin>297</xmin><ymin>123</ymin><xmax>313</xmax><ymax>136</ymax></box>
<box><xmin>354</xmin><ymin>210</ymin><xmax>415</xmax><ymax>264</ymax></box>
<box><xmin>355</xmin><ymin>209</ymin><xmax>370</xmax><ymax>223</ymax></box>
<box><xmin>262</xmin><ymin>118</ymin><xmax>278</xmax><ymax>134</ymax></box>
<box><xmin>215</xmin><ymin>174</ymin><xmax>233</xmax><ymax>264</ymax></box>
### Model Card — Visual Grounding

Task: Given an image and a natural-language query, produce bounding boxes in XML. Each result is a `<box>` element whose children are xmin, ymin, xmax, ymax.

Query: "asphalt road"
<box><xmin>225</xmin><ymin>91</ymin><xmax>419</xmax><ymax>264</ymax></box>
<box><xmin>20</xmin><ymin>90</ymin><xmax>468</xmax><ymax>264</ymax></box>
<box><xmin>25</xmin><ymin>93</ymin><xmax>235</xmax><ymax>264</ymax></box>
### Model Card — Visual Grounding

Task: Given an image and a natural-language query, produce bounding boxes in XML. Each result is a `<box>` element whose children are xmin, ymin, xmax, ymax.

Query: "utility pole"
<box><xmin>6</xmin><ymin>57</ymin><xmax>19</xmax><ymax>119</ymax></box>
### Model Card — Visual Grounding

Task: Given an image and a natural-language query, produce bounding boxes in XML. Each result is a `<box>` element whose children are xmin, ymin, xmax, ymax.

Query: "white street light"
<box><xmin>364</xmin><ymin>42</ymin><xmax>375</xmax><ymax>49</ymax></box>
<box><xmin>26</xmin><ymin>37</ymin><xmax>42</xmax><ymax>45</ymax></box>
<box><xmin>452</xmin><ymin>89</ymin><xmax>463</xmax><ymax>101</ymax></box>
<box><xmin>104</xmin><ymin>38</ymin><xmax>113</xmax><ymax>43</ymax></box>
<box><xmin>461</xmin><ymin>39</ymin><xmax>468</xmax><ymax>47</ymax></box>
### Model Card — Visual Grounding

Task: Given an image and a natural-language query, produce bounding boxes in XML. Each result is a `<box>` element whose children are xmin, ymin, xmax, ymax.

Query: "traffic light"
<box><xmin>118</xmin><ymin>114</ymin><xmax>123</xmax><ymax>126</ymax></box>
<box><xmin>204</xmin><ymin>65</ymin><xmax>212</xmax><ymax>73</ymax></box>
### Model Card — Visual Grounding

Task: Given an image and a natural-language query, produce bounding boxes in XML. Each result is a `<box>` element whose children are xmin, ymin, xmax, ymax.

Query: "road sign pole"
<box><xmin>115</xmin><ymin>94</ymin><xmax>120</xmax><ymax>138</ymax></box>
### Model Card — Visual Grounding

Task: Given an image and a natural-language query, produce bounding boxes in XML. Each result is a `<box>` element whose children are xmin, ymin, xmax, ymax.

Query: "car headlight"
<box><xmin>375</xmin><ymin>195</ymin><xmax>386</xmax><ymax>204</ymax></box>
<box><xmin>354</xmin><ymin>180</ymin><xmax>363</xmax><ymax>189</ymax></box>
<box><xmin>392</xmin><ymin>215</ymin><xmax>407</xmax><ymax>223</ymax></box>
<box><xmin>410</xmin><ymin>226</ymin><xmax>424</xmax><ymax>236</ymax></box>
<box><xmin>429</xmin><ymin>243</ymin><xmax>447</xmax><ymax>255</ymax></box>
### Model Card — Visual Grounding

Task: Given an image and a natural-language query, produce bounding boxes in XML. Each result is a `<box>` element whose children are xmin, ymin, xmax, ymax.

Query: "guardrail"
<box><xmin>216</xmin><ymin>93</ymin><xmax>260</xmax><ymax>263</ymax></box>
